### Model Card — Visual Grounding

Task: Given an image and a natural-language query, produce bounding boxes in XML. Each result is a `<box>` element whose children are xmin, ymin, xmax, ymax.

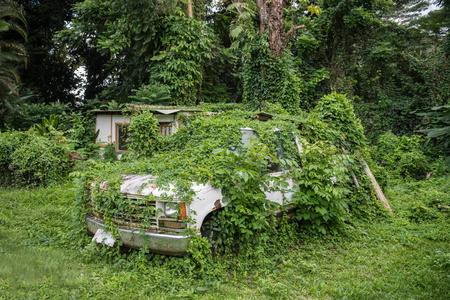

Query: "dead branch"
<box><xmin>285</xmin><ymin>24</ymin><xmax>306</xmax><ymax>38</ymax></box>
<box><xmin>357</xmin><ymin>152</ymin><xmax>393</xmax><ymax>214</ymax></box>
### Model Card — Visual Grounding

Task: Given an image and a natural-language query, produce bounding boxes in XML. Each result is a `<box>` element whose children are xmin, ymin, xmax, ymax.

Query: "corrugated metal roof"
<box><xmin>154</xmin><ymin>109</ymin><xmax>180</xmax><ymax>115</ymax></box>
<box><xmin>90</xmin><ymin>105</ymin><xmax>202</xmax><ymax>114</ymax></box>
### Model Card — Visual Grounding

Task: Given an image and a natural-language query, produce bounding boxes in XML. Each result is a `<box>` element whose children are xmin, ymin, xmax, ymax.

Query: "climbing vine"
<box><xmin>126</xmin><ymin>110</ymin><xmax>162</xmax><ymax>157</ymax></box>
<box><xmin>242</xmin><ymin>38</ymin><xmax>302</xmax><ymax>113</ymax></box>
<box><xmin>77</xmin><ymin>96</ymin><xmax>380</xmax><ymax>259</ymax></box>
<box><xmin>149</xmin><ymin>13</ymin><xmax>218</xmax><ymax>106</ymax></box>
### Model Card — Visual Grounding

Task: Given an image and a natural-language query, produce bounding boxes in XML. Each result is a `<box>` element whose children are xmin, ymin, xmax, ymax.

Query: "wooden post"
<box><xmin>358</xmin><ymin>154</ymin><xmax>393</xmax><ymax>214</ymax></box>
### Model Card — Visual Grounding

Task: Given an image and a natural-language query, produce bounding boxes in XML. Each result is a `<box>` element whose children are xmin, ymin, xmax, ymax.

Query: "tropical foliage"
<box><xmin>0</xmin><ymin>0</ymin><xmax>448</xmax><ymax>288</ymax></box>
<box><xmin>0</xmin><ymin>129</ymin><xmax>71</xmax><ymax>186</ymax></box>
<box><xmin>0</xmin><ymin>1</ymin><xmax>27</xmax><ymax>121</ymax></box>
<box><xmin>417</xmin><ymin>104</ymin><xmax>450</xmax><ymax>165</ymax></box>
<box><xmin>19</xmin><ymin>0</ymin><xmax>80</xmax><ymax>105</ymax></box>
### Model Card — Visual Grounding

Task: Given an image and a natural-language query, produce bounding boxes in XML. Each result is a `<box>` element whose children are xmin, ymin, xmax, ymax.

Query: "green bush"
<box><xmin>65</xmin><ymin>112</ymin><xmax>99</xmax><ymax>159</ymax></box>
<box><xmin>416</xmin><ymin>104</ymin><xmax>450</xmax><ymax>167</ymax></box>
<box><xmin>126</xmin><ymin>110</ymin><xmax>162</xmax><ymax>157</ymax></box>
<box><xmin>102</xmin><ymin>143</ymin><xmax>118</xmax><ymax>162</ymax></box>
<box><xmin>0</xmin><ymin>130</ymin><xmax>71</xmax><ymax>186</ymax></box>
<box><xmin>3</xmin><ymin>103</ymin><xmax>70</xmax><ymax>131</ymax></box>
<box><xmin>0</xmin><ymin>131</ymin><xmax>29</xmax><ymax>185</ymax></box>
<box><xmin>314</xmin><ymin>93</ymin><xmax>366</xmax><ymax>152</ymax></box>
<box><xmin>291</xmin><ymin>139</ymin><xmax>352</xmax><ymax>234</ymax></box>
<box><xmin>372</xmin><ymin>132</ymin><xmax>430</xmax><ymax>180</ymax></box>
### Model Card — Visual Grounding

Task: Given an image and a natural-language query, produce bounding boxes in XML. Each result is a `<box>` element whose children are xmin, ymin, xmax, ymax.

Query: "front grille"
<box><xmin>90</xmin><ymin>193</ymin><xmax>185</xmax><ymax>233</ymax></box>
<box><xmin>118</xmin><ymin>194</ymin><xmax>158</xmax><ymax>228</ymax></box>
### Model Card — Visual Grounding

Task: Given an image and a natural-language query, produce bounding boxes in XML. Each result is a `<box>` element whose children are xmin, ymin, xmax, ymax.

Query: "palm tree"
<box><xmin>0</xmin><ymin>0</ymin><xmax>27</xmax><ymax>118</ymax></box>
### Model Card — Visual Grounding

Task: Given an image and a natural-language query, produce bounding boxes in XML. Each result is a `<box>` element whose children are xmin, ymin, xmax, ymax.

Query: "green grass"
<box><xmin>0</xmin><ymin>177</ymin><xmax>449</xmax><ymax>299</ymax></box>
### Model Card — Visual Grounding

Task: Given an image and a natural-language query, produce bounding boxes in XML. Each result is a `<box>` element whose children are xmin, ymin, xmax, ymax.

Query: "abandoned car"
<box><xmin>86</xmin><ymin>122</ymin><xmax>300</xmax><ymax>256</ymax></box>
<box><xmin>85</xmin><ymin>106</ymin><xmax>388</xmax><ymax>256</ymax></box>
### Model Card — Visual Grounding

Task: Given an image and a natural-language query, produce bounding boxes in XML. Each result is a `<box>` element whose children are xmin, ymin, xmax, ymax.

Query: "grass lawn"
<box><xmin>0</xmin><ymin>177</ymin><xmax>449</xmax><ymax>299</ymax></box>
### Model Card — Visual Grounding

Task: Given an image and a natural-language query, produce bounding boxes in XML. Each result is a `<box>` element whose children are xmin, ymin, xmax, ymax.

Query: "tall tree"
<box><xmin>59</xmin><ymin>0</ymin><xmax>229</xmax><ymax>105</ymax></box>
<box><xmin>19</xmin><ymin>0</ymin><xmax>80</xmax><ymax>104</ymax></box>
<box><xmin>227</xmin><ymin>0</ymin><xmax>319</xmax><ymax>111</ymax></box>
<box><xmin>290</xmin><ymin>0</ymin><xmax>449</xmax><ymax>137</ymax></box>
<box><xmin>230</xmin><ymin>0</ymin><xmax>318</xmax><ymax>57</ymax></box>
<box><xmin>57</xmin><ymin>0</ymin><xmax>118</xmax><ymax>101</ymax></box>
<box><xmin>255</xmin><ymin>0</ymin><xmax>285</xmax><ymax>57</ymax></box>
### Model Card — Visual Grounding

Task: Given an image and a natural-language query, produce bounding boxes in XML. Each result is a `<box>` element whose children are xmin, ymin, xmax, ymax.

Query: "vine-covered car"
<box><xmin>87</xmin><ymin>127</ymin><xmax>297</xmax><ymax>256</ymax></box>
<box><xmin>85</xmin><ymin>97</ymin><xmax>370</xmax><ymax>256</ymax></box>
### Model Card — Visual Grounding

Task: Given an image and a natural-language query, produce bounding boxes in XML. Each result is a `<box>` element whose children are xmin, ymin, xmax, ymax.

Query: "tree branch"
<box><xmin>284</xmin><ymin>24</ymin><xmax>306</xmax><ymax>38</ymax></box>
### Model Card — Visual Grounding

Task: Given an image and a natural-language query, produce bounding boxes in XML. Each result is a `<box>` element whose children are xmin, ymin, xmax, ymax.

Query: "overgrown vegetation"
<box><xmin>0</xmin><ymin>175</ymin><xmax>448</xmax><ymax>298</ymax></box>
<box><xmin>0</xmin><ymin>0</ymin><xmax>449</xmax><ymax>297</ymax></box>
<box><xmin>0</xmin><ymin>130</ymin><xmax>71</xmax><ymax>186</ymax></box>
<box><xmin>70</xmin><ymin>94</ymin><xmax>389</xmax><ymax>260</ymax></box>
<box><xmin>0</xmin><ymin>1</ymin><xmax>28</xmax><ymax>124</ymax></box>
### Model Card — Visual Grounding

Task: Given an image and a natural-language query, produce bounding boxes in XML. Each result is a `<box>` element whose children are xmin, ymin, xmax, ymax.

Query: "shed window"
<box><xmin>159</xmin><ymin>122</ymin><xmax>173</xmax><ymax>137</ymax></box>
<box><xmin>116</xmin><ymin>123</ymin><xmax>129</xmax><ymax>151</ymax></box>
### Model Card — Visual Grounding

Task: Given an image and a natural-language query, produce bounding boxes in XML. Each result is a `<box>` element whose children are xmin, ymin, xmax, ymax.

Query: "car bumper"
<box><xmin>86</xmin><ymin>216</ymin><xmax>191</xmax><ymax>256</ymax></box>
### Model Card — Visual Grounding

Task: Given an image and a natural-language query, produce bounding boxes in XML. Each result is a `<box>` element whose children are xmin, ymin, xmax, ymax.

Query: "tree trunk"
<box><xmin>255</xmin><ymin>0</ymin><xmax>286</xmax><ymax>57</ymax></box>
<box><xmin>267</xmin><ymin>0</ymin><xmax>284</xmax><ymax>57</ymax></box>
<box><xmin>255</xmin><ymin>0</ymin><xmax>268</xmax><ymax>35</ymax></box>
<box><xmin>358</xmin><ymin>154</ymin><xmax>393</xmax><ymax>214</ymax></box>
<box><xmin>187</xmin><ymin>0</ymin><xmax>194</xmax><ymax>18</ymax></box>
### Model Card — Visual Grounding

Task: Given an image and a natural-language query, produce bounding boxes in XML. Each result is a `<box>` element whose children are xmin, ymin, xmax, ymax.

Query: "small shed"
<box><xmin>91</xmin><ymin>105</ymin><xmax>201</xmax><ymax>151</ymax></box>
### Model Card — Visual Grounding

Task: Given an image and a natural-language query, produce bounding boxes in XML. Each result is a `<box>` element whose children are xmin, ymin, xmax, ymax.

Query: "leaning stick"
<box><xmin>357</xmin><ymin>153</ymin><xmax>393</xmax><ymax>214</ymax></box>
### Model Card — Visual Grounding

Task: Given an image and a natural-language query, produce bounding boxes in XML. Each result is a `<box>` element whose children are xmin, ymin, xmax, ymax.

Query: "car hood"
<box><xmin>120</xmin><ymin>174</ymin><xmax>214</xmax><ymax>198</ymax></box>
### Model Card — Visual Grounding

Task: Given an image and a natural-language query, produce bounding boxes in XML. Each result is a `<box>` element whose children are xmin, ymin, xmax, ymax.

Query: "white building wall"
<box><xmin>95</xmin><ymin>113</ymin><xmax>179</xmax><ymax>145</ymax></box>
<box><xmin>95</xmin><ymin>114</ymin><xmax>112</xmax><ymax>144</ymax></box>
<box><xmin>95</xmin><ymin>114</ymin><xmax>130</xmax><ymax>144</ymax></box>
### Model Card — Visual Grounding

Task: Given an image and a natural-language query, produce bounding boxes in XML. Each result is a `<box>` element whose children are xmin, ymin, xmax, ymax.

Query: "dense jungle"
<box><xmin>0</xmin><ymin>0</ymin><xmax>449</xmax><ymax>298</ymax></box>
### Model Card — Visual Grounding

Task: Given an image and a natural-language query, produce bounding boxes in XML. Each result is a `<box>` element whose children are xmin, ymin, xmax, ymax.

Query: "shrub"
<box><xmin>126</xmin><ymin>110</ymin><xmax>162</xmax><ymax>157</ymax></box>
<box><xmin>291</xmin><ymin>139</ymin><xmax>352</xmax><ymax>234</ymax></box>
<box><xmin>102</xmin><ymin>143</ymin><xmax>118</xmax><ymax>162</ymax></box>
<box><xmin>65</xmin><ymin>112</ymin><xmax>99</xmax><ymax>159</ymax></box>
<box><xmin>0</xmin><ymin>131</ymin><xmax>30</xmax><ymax>185</ymax></box>
<box><xmin>3</xmin><ymin>103</ymin><xmax>70</xmax><ymax>131</ymax></box>
<box><xmin>314</xmin><ymin>93</ymin><xmax>366</xmax><ymax>152</ymax></box>
<box><xmin>372</xmin><ymin>132</ymin><xmax>430</xmax><ymax>180</ymax></box>
<box><xmin>0</xmin><ymin>130</ymin><xmax>71</xmax><ymax>186</ymax></box>
<box><xmin>416</xmin><ymin>104</ymin><xmax>450</xmax><ymax>167</ymax></box>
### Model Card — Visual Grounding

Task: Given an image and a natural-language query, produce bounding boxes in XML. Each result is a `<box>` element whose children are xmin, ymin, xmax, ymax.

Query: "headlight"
<box><xmin>164</xmin><ymin>203</ymin><xmax>178</xmax><ymax>218</ymax></box>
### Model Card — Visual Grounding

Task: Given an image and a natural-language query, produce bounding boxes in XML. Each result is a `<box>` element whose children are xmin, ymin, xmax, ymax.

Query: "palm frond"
<box><xmin>0</xmin><ymin>66</ymin><xmax>20</xmax><ymax>83</ymax></box>
<box><xmin>0</xmin><ymin>6</ymin><xmax>27</xmax><ymax>26</ymax></box>
<box><xmin>0</xmin><ymin>40</ymin><xmax>27</xmax><ymax>55</ymax></box>
<box><xmin>0</xmin><ymin>19</ymin><xmax>8</xmax><ymax>31</ymax></box>
<box><xmin>7</xmin><ymin>22</ymin><xmax>27</xmax><ymax>41</ymax></box>
<box><xmin>0</xmin><ymin>1</ymin><xmax>27</xmax><ymax>111</ymax></box>
<box><xmin>226</xmin><ymin>0</ymin><xmax>257</xmax><ymax>53</ymax></box>
<box><xmin>0</xmin><ymin>75</ymin><xmax>18</xmax><ymax>95</ymax></box>
<box><xmin>1</xmin><ymin>94</ymin><xmax>16</xmax><ymax>112</ymax></box>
